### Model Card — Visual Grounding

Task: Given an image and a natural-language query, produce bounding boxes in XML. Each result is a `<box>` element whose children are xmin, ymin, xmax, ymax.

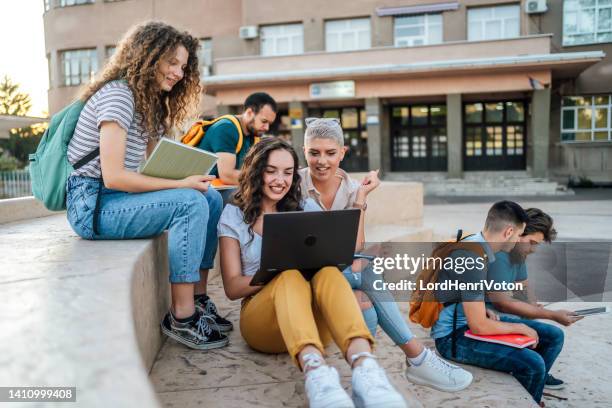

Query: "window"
<box><xmin>394</xmin><ymin>14</ymin><xmax>442</xmax><ymax>47</ymax></box>
<box><xmin>57</xmin><ymin>0</ymin><xmax>94</xmax><ymax>6</ymax></box>
<box><xmin>198</xmin><ymin>39</ymin><xmax>213</xmax><ymax>77</ymax></box>
<box><xmin>44</xmin><ymin>0</ymin><xmax>52</xmax><ymax>11</ymax></box>
<box><xmin>105</xmin><ymin>46</ymin><xmax>116</xmax><ymax>59</ymax></box>
<box><xmin>260</xmin><ymin>24</ymin><xmax>303</xmax><ymax>56</ymax></box>
<box><xmin>563</xmin><ymin>0</ymin><xmax>612</xmax><ymax>45</ymax></box>
<box><xmin>463</xmin><ymin>101</ymin><xmax>526</xmax><ymax>171</ymax></box>
<box><xmin>325</xmin><ymin>18</ymin><xmax>371</xmax><ymax>52</ymax></box>
<box><xmin>390</xmin><ymin>104</ymin><xmax>447</xmax><ymax>171</ymax></box>
<box><xmin>60</xmin><ymin>49</ymin><xmax>98</xmax><ymax>86</ymax></box>
<box><xmin>561</xmin><ymin>95</ymin><xmax>612</xmax><ymax>142</ymax></box>
<box><xmin>468</xmin><ymin>4</ymin><xmax>520</xmax><ymax>41</ymax></box>
<box><xmin>47</xmin><ymin>54</ymin><xmax>52</xmax><ymax>89</ymax></box>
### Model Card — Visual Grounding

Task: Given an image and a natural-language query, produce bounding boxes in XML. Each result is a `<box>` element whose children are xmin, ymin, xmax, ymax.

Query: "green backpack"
<box><xmin>29</xmin><ymin>99</ymin><xmax>99</xmax><ymax>211</ymax></box>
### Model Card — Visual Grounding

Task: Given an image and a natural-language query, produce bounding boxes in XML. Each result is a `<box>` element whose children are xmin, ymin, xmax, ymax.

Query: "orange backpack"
<box><xmin>408</xmin><ymin>231</ymin><xmax>486</xmax><ymax>328</ymax></box>
<box><xmin>181</xmin><ymin>115</ymin><xmax>260</xmax><ymax>188</ymax></box>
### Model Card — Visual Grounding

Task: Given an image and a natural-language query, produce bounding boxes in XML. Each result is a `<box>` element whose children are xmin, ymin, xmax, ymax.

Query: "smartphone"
<box><xmin>353</xmin><ymin>253</ymin><xmax>376</xmax><ymax>261</ymax></box>
<box><xmin>573</xmin><ymin>306</ymin><xmax>610</xmax><ymax>316</ymax></box>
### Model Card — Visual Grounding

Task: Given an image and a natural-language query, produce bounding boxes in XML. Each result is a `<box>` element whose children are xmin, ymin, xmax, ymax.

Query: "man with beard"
<box><xmin>198</xmin><ymin>92</ymin><xmax>277</xmax><ymax>199</ymax></box>
<box><xmin>486</xmin><ymin>208</ymin><xmax>582</xmax><ymax>392</ymax></box>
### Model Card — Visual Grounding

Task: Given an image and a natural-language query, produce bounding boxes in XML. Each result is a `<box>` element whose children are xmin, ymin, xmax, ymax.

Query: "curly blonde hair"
<box><xmin>80</xmin><ymin>21</ymin><xmax>201</xmax><ymax>137</ymax></box>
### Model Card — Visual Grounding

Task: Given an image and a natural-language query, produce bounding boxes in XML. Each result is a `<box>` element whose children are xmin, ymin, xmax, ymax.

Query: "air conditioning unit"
<box><xmin>239</xmin><ymin>26</ymin><xmax>258</xmax><ymax>39</ymax></box>
<box><xmin>525</xmin><ymin>0</ymin><xmax>547</xmax><ymax>14</ymax></box>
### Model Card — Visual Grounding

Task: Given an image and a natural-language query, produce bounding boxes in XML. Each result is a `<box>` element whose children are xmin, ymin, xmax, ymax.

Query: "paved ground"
<box><xmin>424</xmin><ymin>188</ymin><xmax>612</xmax><ymax>241</ymax></box>
<box><xmin>150</xmin><ymin>191</ymin><xmax>612</xmax><ymax>407</ymax></box>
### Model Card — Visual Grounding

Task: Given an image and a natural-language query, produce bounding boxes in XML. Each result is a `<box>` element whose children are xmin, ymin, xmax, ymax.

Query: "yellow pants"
<box><xmin>240</xmin><ymin>267</ymin><xmax>374</xmax><ymax>366</ymax></box>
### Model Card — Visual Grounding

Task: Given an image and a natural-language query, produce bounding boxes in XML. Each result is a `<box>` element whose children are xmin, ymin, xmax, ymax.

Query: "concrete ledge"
<box><xmin>0</xmin><ymin>196</ymin><xmax>56</xmax><ymax>224</ymax></box>
<box><xmin>362</xmin><ymin>181</ymin><xmax>424</xmax><ymax>228</ymax></box>
<box><xmin>0</xmin><ymin>214</ymin><xmax>168</xmax><ymax>407</ymax></box>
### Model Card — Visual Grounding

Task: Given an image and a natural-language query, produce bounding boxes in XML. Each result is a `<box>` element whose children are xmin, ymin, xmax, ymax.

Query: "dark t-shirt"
<box><xmin>197</xmin><ymin>118</ymin><xmax>253</xmax><ymax>177</ymax></box>
<box><xmin>487</xmin><ymin>251</ymin><xmax>528</xmax><ymax>285</ymax></box>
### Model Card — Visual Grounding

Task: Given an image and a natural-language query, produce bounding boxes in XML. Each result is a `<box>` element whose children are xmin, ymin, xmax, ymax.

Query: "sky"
<box><xmin>0</xmin><ymin>0</ymin><xmax>48</xmax><ymax>117</ymax></box>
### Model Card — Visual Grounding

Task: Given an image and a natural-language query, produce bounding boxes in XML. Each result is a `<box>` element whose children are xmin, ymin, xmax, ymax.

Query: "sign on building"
<box><xmin>309</xmin><ymin>81</ymin><xmax>355</xmax><ymax>99</ymax></box>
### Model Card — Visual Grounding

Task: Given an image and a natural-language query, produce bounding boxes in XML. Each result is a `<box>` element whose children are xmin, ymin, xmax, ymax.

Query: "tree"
<box><xmin>0</xmin><ymin>75</ymin><xmax>32</xmax><ymax>116</ymax></box>
<box><xmin>0</xmin><ymin>76</ymin><xmax>46</xmax><ymax>167</ymax></box>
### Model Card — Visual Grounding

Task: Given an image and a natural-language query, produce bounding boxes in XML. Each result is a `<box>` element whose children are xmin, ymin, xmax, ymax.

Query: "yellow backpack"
<box><xmin>408</xmin><ymin>230</ymin><xmax>486</xmax><ymax>328</ymax></box>
<box><xmin>181</xmin><ymin>115</ymin><xmax>260</xmax><ymax>187</ymax></box>
<box><xmin>181</xmin><ymin>115</ymin><xmax>246</xmax><ymax>152</ymax></box>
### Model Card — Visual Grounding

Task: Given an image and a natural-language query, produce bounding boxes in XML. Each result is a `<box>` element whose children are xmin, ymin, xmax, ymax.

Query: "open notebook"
<box><xmin>139</xmin><ymin>138</ymin><xmax>218</xmax><ymax>180</ymax></box>
<box><xmin>464</xmin><ymin>330</ymin><xmax>537</xmax><ymax>349</ymax></box>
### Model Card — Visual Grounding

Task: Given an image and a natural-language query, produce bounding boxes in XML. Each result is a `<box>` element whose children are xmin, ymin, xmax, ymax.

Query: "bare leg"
<box><xmin>399</xmin><ymin>338</ymin><xmax>425</xmax><ymax>359</ymax></box>
<box><xmin>171</xmin><ymin>283</ymin><xmax>196</xmax><ymax>319</ymax></box>
<box><xmin>346</xmin><ymin>337</ymin><xmax>373</xmax><ymax>368</ymax></box>
<box><xmin>354</xmin><ymin>290</ymin><xmax>373</xmax><ymax>310</ymax></box>
<box><xmin>194</xmin><ymin>269</ymin><xmax>209</xmax><ymax>296</ymax></box>
<box><xmin>298</xmin><ymin>345</ymin><xmax>326</xmax><ymax>373</ymax></box>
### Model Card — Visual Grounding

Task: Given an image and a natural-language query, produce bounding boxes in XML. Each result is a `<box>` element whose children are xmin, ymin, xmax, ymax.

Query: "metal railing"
<box><xmin>0</xmin><ymin>170</ymin><xmax>32</xmax><ymax>199</ymax></box>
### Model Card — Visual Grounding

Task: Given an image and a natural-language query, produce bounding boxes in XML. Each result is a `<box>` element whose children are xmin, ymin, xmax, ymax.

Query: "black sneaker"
<box><xmin>161</xmin><ymin>310</ymin><xmax>229</xmax><ymax>350</ymax></box>
<box><xmin>195</xmin><ymin>294</ymin><xmax>234</xmax><ymax>333</ymax></box>
<box><xmin>544</xmin><ymin>374</ymin><xmax>565</xmax><ymax>390</ymax></box>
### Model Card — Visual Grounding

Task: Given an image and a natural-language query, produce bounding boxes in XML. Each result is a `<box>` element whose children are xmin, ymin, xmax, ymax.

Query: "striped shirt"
<box><xmin>68</xmin><ymin>80</ymin><xmax>160</xmax><ymax>178</ymax></box>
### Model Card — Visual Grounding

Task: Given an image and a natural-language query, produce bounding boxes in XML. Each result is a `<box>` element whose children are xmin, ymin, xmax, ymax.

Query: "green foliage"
<box><xmin>0</xmin><ymin>75</ymin><xmax>47</xmax><ymax>168</ymax></box>
<box><xmin>0</xmin><ymin>152</ymin><xmax>21</xmax><ymax>171</ymax></box>
<box><xmin>0</xmin><ymin>124</ymin><xmax>46</xmax><ymax>164</ymax></box>
<box><xmin>0</xmin><ymin>75</ymin><xmax>32</xmax><ymax>116</ymax></box>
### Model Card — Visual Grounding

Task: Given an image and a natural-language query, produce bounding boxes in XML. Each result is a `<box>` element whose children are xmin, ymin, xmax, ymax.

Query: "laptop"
<box><xmin>249</xmin><ymin>208</ymin><xmax>361</xmax><ymax>286</ymax></box>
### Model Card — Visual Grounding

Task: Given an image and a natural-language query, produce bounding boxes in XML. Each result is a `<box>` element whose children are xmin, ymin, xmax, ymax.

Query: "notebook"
<box><xmin>464</xmin><ymin>330</ymin><xmax>537</xmax><ymax>349</ymax></box>
<box><xmin>139</xmin><ymin>137</ymin><xmax>218</xmax><ymax>180</ymax></box>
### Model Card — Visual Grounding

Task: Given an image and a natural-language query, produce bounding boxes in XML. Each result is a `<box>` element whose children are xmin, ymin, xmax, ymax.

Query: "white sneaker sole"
<box><xmin>353</xmin><ymin>395</ymin><xmax>406</xmax><ymax>408</ymax></box>
<box><xmin>405</xmin><ymin>370</ymin><xmax>472</xmax><ymax>393</ymax></box>
<box><xmin>310</xmin><ymin>395</ymin><xmax>354</xmax><ymax>408</ymax></box>
<box><xmin>161</xmin><ymin>323</ymin><xmax>229</xmax><ymax>350</ymax></box>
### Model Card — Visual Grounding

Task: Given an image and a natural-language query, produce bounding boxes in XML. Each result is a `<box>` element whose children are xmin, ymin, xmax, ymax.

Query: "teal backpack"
<box><xmin>29</xmin><ymin>99</ymin><xmax>99</xmax><ymax>211</ymax></box>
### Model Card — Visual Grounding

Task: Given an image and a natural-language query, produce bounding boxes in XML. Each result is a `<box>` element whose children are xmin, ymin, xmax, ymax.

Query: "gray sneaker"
<box><xmin>161</xmin><ymin>311</ymin><xmax>229</xmax><ymax>350</ymax></box>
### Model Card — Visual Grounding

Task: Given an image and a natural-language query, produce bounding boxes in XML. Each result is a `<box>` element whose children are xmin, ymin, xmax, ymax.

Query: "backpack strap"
<box><xmin>73</xmin><ymin>147</ymin><xmax>100</xmax><ymax>170</ymax></box>
<box><xmin>219</xmin><ymin>115</ymin><xmax>244</xmax><ymax>154</ymax></box>
<box><xmin>181</xmin><ymin>115</ymin><xmax>245</xmax><ymax>154</ymax></box>
<box><xmin>452</xmin><ymin>302</ymin><xmax>459</xmax><ymax>359</ymax></box>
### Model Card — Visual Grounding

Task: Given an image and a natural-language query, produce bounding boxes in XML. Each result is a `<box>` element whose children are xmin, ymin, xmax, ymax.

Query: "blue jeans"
<box><xmin>435</xmin><ymin>315</ymin><xmax>564</xmax><ymax>403</ymax></box>
<box><xmin>342</xmin><ymin>263</ymin><xmax>414</xmax><ymax>346</ymax></box>
<box><xmin>66</xmin><ymin>176</ymin><xmax>222</xmax><ymax>283</ymax></box>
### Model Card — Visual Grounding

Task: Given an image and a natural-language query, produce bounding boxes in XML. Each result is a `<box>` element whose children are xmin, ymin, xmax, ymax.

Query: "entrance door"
<box><xmin>309</xmin><ymin>107</ymin><xmax>369</xmax><ymax>172</ymax></box>
<box><xmin>390</xmin><ymin>104</ymin><xmax>448</xmax><ymax>171</ymax></box>
<box><xmin>463</xmin><ymin>101</ymin><xmax>527</xmax><ymax>171</ymax></box>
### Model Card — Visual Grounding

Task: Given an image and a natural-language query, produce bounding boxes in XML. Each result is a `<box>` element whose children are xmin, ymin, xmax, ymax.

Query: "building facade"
<box><xmin>44</xmin><ymin>0</ymin><xmax>612</xmax><ymax>183</ymax></box>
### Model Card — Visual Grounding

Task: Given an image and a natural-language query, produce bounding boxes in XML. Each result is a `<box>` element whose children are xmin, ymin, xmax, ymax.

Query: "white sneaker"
<box><xmin>351</xmin><ymin>355</ymin><xmax>407</xmax><ymax>408</ymax></box>
<box><xmin>305</xmin><ymin>365</ymin><xmax>354</xmax><ymax>408</ymax></box>
<box><xmin>405</xmin><ymin>349</ymin><xmax>473</xmax><ymax>392</ymax></box>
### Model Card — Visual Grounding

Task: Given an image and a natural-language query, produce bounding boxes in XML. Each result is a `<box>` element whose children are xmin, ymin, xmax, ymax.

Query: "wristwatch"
<box><xmin>352</xmin><ymin>201</ymin><xmax>367</xmax><ymax>211</ymax></box>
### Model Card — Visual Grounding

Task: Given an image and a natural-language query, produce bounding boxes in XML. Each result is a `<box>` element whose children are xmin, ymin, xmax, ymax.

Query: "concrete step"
<box><xmin>0</xmin><ymin>205</ymin><xmax>167</xmax><ymax>408</ymax></box>
<box><xmin>377</xmin><ymin>172</ymin><xmax>573</xmax><ymax>196</ymax></box>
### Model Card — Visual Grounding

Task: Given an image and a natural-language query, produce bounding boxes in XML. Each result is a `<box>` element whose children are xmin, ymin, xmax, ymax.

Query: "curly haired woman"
<box><xmin>217</xmin><ymin>137</ymin><xmax>407</xmax><ymax>408</ymax></box>
<box><xmin>66</xmin><ymin>21</ymin><xmax>229</xmax><ymax>350</ymax></box>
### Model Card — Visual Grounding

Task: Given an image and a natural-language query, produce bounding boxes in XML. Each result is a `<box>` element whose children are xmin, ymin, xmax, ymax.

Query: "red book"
<box><xmin>464</xmin><ymin>330</ymin><xmax>537</xmax><ymax>348</ymax></box>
